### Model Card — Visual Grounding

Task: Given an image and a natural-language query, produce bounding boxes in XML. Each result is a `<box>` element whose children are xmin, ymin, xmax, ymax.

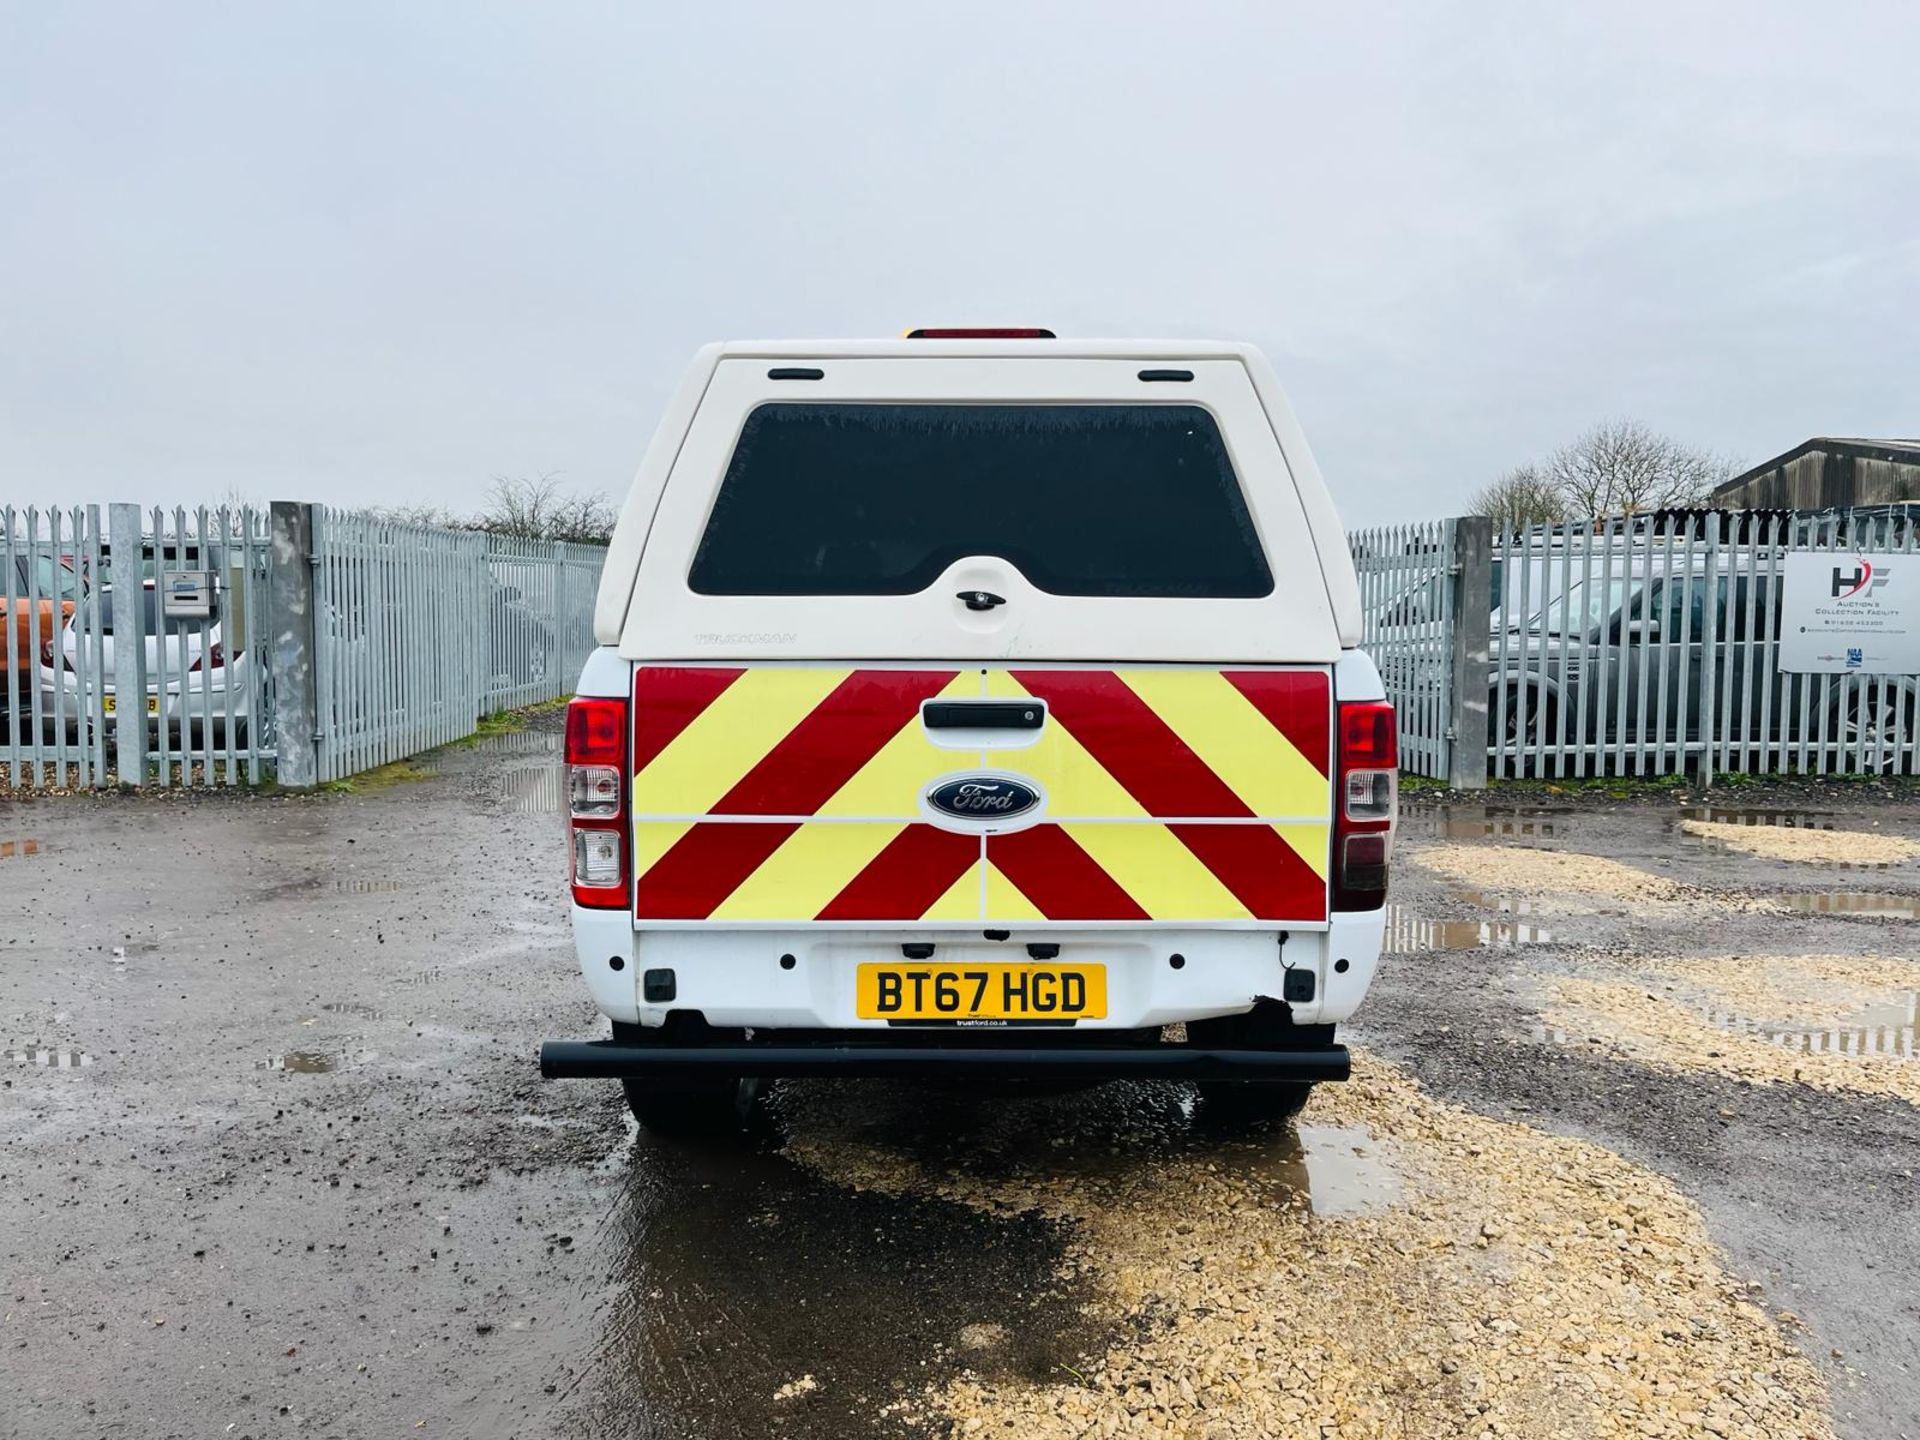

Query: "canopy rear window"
<box><xmin>687</xmin><ymin>403</ymin><xmax>1273</xmax><ymax>598</ymax></box>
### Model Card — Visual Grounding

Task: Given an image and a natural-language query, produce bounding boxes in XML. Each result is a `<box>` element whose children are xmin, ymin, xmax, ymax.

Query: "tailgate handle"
<box><xmin>923</xmin><ymin>701</ymin><xmax>1045</xmax><ymax>730</ymax></box>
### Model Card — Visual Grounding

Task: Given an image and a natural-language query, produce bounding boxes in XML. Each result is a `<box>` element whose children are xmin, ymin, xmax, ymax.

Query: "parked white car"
<box><xmin>38</xmin><ymin>583</ymin><xmax>254</xmax><ymax>730</ymax></box>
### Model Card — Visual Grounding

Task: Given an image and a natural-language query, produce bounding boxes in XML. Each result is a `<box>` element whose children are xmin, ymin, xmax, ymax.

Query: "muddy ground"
<box><xmin>3</xmin><ymin>721</ymin><xmax>1917</xmax><ymax>1439</ymax></box>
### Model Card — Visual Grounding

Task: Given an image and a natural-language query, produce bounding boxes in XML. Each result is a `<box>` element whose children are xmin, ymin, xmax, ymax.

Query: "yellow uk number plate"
<box><xmin>100</xmin><ymin>696</ymin><xmax>161</xmax><ymax>716</ymax></box>
<box><xmin>856</xmin><ymin>963</ymin><xmax>1107</xmax><ymax>1022</ymax></box>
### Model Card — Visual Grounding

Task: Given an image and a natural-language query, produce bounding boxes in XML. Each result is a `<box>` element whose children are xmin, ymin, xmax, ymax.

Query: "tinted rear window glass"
<box><xmin>687</xmin><ymin>404</ymin><xmax>1273</xmax><ymax>598</ymax></box>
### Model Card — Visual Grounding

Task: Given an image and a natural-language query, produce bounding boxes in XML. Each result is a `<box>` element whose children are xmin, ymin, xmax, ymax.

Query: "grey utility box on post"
<box><xmin>160</xmin><ymin>570</ymin><xmax>216</xmax><ymax>621</ymax></box>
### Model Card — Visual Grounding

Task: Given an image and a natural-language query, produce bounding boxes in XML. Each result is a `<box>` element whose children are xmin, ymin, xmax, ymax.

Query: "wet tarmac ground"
<box><xmin>3</xmin><ymin>726</ymin><xmax>1919</xmax><ymax>1438</ymax></box>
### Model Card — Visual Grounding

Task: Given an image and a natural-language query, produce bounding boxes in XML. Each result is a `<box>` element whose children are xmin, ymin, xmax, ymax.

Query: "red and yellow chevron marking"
<box><xmin>630</xmin><ymin>665</ymin><xmax>1331</xmax><ymax>925</ymax></box>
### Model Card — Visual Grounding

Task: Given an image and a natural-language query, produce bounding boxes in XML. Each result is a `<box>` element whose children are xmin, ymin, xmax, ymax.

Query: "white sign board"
<box><xmin>1777</xmin><ymin>552</ymin><xmax>1920</xmax><ymax>675</ymax></box>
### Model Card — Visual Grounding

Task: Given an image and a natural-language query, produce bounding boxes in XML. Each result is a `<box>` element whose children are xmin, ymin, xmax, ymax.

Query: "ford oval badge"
<box><xmin>926</xmin><ymin>775</ymin><xmax>1042</xmax><ymax>824</ymax></box>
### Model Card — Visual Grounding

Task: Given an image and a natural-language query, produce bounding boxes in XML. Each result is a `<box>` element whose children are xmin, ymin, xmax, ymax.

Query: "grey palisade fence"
<box><xmin>1</xmin><ymin>499</ymin><xmax>604</xmax><ymax>792</ymax></box>
<box><xmin>1351</xmin><ymin>507</ymin><xmax>1918</xmax><ymax>785</ymax></box>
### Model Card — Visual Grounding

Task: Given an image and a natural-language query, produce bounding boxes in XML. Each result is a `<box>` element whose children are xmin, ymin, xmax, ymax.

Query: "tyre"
<box><xmin>1196</xmin><ymin>1079</ymin><xmax>1314</xmax><ymax>1126</ymax></box>
<box><xmin>1188</xmin><ymin>1003</ymin><xmax>1329</xmax><ymax>1128</ymax></box>
<box><xmin>1838</xmin><ymin>691</ymin><xmax>1918</xmax><ymax>774</ymax></box>
<box><xmin>1492</xmin><ymin>686</ymin><xmax>1558</xmax><ymax>776</ymax></box>
<box><xmin>607</xmin><ymin>1019</ymin><xmax>752</xmax><ymax>1136</ymax></box>
<box><xmin>621</xmin><ymin>1075</ymin><xmax>749</xmax><ymax>1136</ymax></box>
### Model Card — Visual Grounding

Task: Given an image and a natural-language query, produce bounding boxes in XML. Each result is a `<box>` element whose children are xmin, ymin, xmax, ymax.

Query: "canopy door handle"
<box><xmin>922</xmin><ymin>701</ymin><xmax>1045</xmax><ymax>731</ymax></box>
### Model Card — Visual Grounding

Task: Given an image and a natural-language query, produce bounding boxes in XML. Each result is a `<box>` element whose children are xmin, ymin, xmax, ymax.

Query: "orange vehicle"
<box><xmin>3</xmin><ymin>552</ymin><xmax>80</xmax><ymax>714</ymax></box>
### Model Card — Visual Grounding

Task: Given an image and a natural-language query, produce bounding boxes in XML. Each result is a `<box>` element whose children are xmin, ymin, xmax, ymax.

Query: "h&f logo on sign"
<box><xmin>1830</xmin><ymin>560</ymin><xmax>1890</xmax><ymax>601</ymax></box>
<box><xmin>1846</xmin><ymin>647</ymin><xmax>1864</xmax><ymax>669</ymax></box>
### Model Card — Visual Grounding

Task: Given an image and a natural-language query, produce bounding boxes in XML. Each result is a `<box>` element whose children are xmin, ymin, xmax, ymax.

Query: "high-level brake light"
<box><xmin>566</xmin><ymin>696</ymin><xmax>629</xmax><ymax>909</ymax></box>
<box><xmin>1333</xmin><ymin>700</ymin><xmax>1397</xmax><ymax>911</ymax></box>
<box><xmin>904</xmin><ymin>327</ymin><xmax>1056</xmax><ymax>339</ymax></box>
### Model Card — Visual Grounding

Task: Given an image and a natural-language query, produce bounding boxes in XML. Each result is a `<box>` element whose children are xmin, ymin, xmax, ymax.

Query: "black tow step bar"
<box><xmin>540</xmin><ymin>1040</ymin><xmax>1350</xmax><ymax>1083</ymax></box>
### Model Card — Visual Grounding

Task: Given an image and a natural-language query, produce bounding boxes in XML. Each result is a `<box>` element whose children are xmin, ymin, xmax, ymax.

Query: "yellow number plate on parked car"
<box><xmin>856</xmin><ymin>964</ymin><xmax>1107</xmax><ymax>1021</ymax></box>
<box><xmin>101</xmin><ymin>696</ymin><xmax>161</xmax><ymax>716</ymax></box>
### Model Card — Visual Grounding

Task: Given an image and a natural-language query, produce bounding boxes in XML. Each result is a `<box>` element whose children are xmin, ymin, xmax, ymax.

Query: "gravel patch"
<box><xmin>783</xmin><ymin>1058</ymin><xmax>1834</xmax><ymax>1440</ymax></box>
<box><xmin>1412</xmin><ymin>843</ymin><xmax>1778</xmax><ymax>914</ymax></box>
<box><xmin>1632</xmin><ymin>954</ymin><xmax>1920</xmax><ymax>1026</ymax></box>
<box><xmin>1543</xmin><ymin>954</ymin><xmax>1920</xmax><ymax>1107</ymax></box>
<box><xmin>1679</xmin><ymin>820</ymin><xmax>1920</xmax><ymax>866</ymax></box>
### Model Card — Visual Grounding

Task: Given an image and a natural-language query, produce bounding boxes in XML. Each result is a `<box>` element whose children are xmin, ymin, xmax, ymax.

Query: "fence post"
<box><xmin>269</xmin><ymin>501</ymin><xmax>319</xmax><ymax>788</ymax></box>
<box><xmin>1447</xmin><ymin>517</ymin><xmax>1493</xmax><ymax>790</ymax></box>
<box><xmin>108</xmin><ymin>503</ymin><xmax>148</xmax><ymax>787</ymax></box>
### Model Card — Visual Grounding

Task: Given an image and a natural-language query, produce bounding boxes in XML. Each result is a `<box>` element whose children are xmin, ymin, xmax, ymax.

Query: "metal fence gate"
<box><xmin>479</xmin><ymin>534</ymin><xmax>607</xmax><ymax>713</ymax></box>
<box><xmin>308</xmin><ymin>508</ymin><xmax>605</xmax><ymax>782</ymax></box>
<box><xmin>1349</xmin><ymin>519</ymin><xmax>1459</xmax><ymax>779</ymax></box>
<box><xmin>3</xmin><ymin>504</ymin><xmax>274</xmax><ymax>791</ymax></box>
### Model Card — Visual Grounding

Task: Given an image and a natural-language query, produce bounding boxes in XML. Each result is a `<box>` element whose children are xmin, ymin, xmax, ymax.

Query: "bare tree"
<box><xmin>472</xmin><ymin>474</ymin><xmax>615</xmax><ymax>545</ymax></box>
<box><xmin>357</xmin><ymin>475</ymin><xmax>616</xmax><ymax>544</ymax></box>
<box><xmin>366</xmin><ymin>502</ymin><xmax>466</xmax><ymax>529</ymax></box>
<box><xmin>209</xmin><ymin>483</ymin><xmax>263</xmax><ymax>516</ymax></box>
<box><xmin>1543</xmin><ymin>420</ymin><xmax>1738</xmax><ymax>517</ymax></box>
<box><xmin>1467</xmin><ymin>464</ymin><xmax>1567</xmax><ymax>531</ymax></box>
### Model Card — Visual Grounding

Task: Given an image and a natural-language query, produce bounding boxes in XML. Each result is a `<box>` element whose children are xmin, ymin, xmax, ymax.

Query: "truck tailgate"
<box><xmin>629</xmin><ymin>664</ymin><xmax>1331</xmax><ymax>926</ymax></box>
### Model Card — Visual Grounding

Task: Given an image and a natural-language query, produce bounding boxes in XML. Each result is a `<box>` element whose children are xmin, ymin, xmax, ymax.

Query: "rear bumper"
<box><xmin>539</xmin><ymin>1037</ymin><xmax>1351</xmax><ymax>1082</ymax></box>
<box><xmin>570</xmin><ymin>910</ymin><xmax>1390</xmax><ymax>1030</ymax></box>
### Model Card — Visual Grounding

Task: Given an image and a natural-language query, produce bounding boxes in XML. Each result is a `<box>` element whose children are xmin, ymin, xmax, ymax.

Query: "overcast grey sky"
<box><xmin>2</xmin><ymin>1</ymin><xmax>1916</xmax><ymax>525</ymax></box>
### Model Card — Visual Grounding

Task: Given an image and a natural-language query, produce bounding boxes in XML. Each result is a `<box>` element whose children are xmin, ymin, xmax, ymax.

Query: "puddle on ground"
<box><xmin>319</xmin><ymin>1001</ymin><xmax>386</xmax><ymax>1022</ymax></box>
<box><xmin>1680</xmin><ymin>806</ymin><xmax>1835</xmax><ymax>830</ymax></box>
<box><xmin>579</xmin><ymin>1093</ymin><xmax>1109</xmax><ymax>1435</ymax></box>
<box><xmin>1386</xmin><ymin>905</ymin><xmax>1554</xmax><ymax>952</ymax></box>
<box><xmin>778</xmin><ymin>1079</ymin><xmax>1406</xmax><ymax>1220</ymax></box>
<box><xmin>1398</xmin><ymin>806</ymin><xmax>1563</xmax><ymax>840</ymax></box>
<box><xmin>410</xmin><ymin>727</ymin><xmax>565</xmax><ymax>812</ymax></box>
<box><xmin>1539</xmin><ymin>991</ymin><xmax>1918</xmax><ymax>1060</ymax></box>
<box><xmin>255</xmin><ymin>1050</ymin><xmax>367</xmax><ymax>1074</ymax></box>
<box><xmin>465</xmin><ymin>730</ymin><xmax>561</xmax><ymax>758</ymax></box>
<box><xmin>1701</xmin><ymin>994</ymin><xmax>1918</xmax><ymax>1058</ymax></box>
<box><xmin>1292</xmin><ymin>1123</ymin><xmax>1403</xmax><ymax>1216</ymax></box>
<box><xmin>415</xmin><ymin>728</ymin><xmax>560</xmax><ymax>772</ymax></box>
<box><xmin>500</xmin><ymin>762</ymin><xmax>565</xmax><ymax>814</ymax></box>
<box><xmin>8</xmin><ymin>1043</ymin><xmax>92</xmax><ymax>1068</ymax></box>
<box><xmin>1460</xmin><ymin>892</ymin><xmax>1554</xmax><ymax>917</ymax></box>
<box><xmin>259</xmin><ymin>872</ymin><xmax>410</xmax><ymax>899</ymax></box>
<box><xmin>393</xmin><ymin>967</ymin><xmax>446</xmax><ymax>988</ymax></box>
<box><xmin>1</xmin><ymin>837</ymin><xmax>44</xmax><ymax>860</ymax></box>
<box><xmin>1778</xmin><ymin>892</ymin><xmax>1920</xmax><ymax>920</ymax></box>
<box><xmin>576</xmin><ymin>1079</ymin><xmax>1404</xmax><ymax>1429</ymax></box>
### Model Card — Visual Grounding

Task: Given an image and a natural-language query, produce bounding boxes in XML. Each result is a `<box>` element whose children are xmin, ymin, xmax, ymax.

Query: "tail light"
<box><xmin>1334</xmin><ymin>700</ymin><xmax>1397</xmax><ymax>911</ymax></box>
<box><xmin>189</xmin><ymin>642</ymin><xmax>227</xmax><ymax>673</ymax></box>
<box><xmin>566</xmin><ymin>696</ymin><xmax>628</xmax><ymax>908</ymax></box>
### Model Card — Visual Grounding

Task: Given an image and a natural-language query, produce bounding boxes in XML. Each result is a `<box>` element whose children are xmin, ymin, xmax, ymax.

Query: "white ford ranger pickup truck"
<box><xmin>539</xmin><ymin>332</ymin><xmax>1397</xmax><ymax>1132</ymax></box>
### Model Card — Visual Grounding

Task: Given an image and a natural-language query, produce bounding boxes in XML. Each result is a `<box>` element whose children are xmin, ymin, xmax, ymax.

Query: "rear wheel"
<box><xmin>1188</xmin><ymin>1003</ymin><xmax>1330</xmax><ymax>1129</ymax></box>
<box><xmin>1195</xmin><ymin>1078</ymin><xmax>1314</xmax><ymax>1125</ymax></box>
<box><xmin>611</xmin><ymin>1019</ymin><xmax>750</xmax><ymax>1137</ymax></box>
<box><xmin>620</xmin><ymin>1075</ymin><xmax>748</xmax><ymax>1136</ymax></box>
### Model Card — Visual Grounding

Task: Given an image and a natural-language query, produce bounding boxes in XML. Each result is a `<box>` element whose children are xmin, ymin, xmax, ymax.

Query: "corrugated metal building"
<box><xmin>1712</xmin><ymin>437</ymin><xmax>1920</xmax><ymax>510</ymax></box>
